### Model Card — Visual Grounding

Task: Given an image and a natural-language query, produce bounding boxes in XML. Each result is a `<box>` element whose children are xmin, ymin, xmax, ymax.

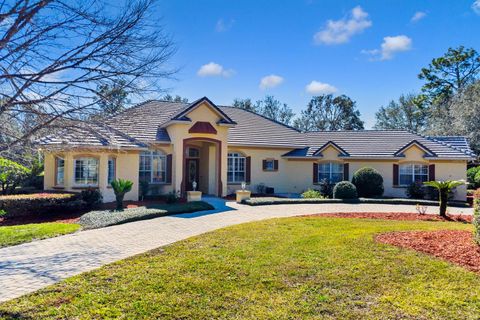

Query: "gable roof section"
<box><xmin>313</xmin><ymin>141</ymin><xmax>350</xmax><ymax>157</ymax></box>
<box><xmin>393</xmin><ymin>140</ymin><xmax>437</xmax><ymax>157</ymax></box>
<box><xmin>170</xmin><ymin>97</ymin><xmax>236</xmax><ymax>125</ymax></box>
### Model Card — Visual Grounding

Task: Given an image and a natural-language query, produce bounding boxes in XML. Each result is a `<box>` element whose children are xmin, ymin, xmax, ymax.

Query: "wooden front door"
<box><xmin>185</xmin><ymin>158</ymin><xmax>200</xmax><ymax>191</ymax></box>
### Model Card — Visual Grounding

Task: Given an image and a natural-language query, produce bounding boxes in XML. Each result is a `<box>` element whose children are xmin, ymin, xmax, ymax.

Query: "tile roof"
<box><xmin>281</xmin><ymin>130</ymin><xmax>474</xmax><ymax>159</ymax></box>
<box><xmin>38</xmin><ymin>99</ymin><xmax>476</xmax><ymax>159</ymax></box>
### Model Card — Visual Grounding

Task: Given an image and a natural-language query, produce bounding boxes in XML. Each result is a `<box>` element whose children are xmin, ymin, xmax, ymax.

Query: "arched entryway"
<box><xmin>181</xmin><ymin>137</ymin><xmax>222</xmax><ymax>197</ymax></box>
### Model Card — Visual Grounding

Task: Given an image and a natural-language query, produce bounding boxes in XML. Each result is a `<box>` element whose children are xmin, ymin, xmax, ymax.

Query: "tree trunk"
<box><xmin>115</xmin><ymin>193</ymin><xmax>125</xmax><ymax>211</ymax></box>
<box><xmin>439</xmin><ymin>189</ymin><xmax>448</xmax><ymax>217</ymax></box>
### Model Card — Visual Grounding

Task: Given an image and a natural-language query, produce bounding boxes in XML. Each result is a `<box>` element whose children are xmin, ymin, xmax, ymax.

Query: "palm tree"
<box><xmin>423</xmin><ymin>180</ymin><xmax>465</xmax><ymax>217</ymax></box>
<box><xmin>111</xmin><ymin>179</ymin><xmax>134</xmax><ymax>211</ymax></box>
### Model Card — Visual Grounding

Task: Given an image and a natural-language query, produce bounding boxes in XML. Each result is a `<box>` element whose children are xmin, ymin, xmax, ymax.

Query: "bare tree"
<box><xmin>0</xmin><ymin>0</ymin><xmax>176</xmax><ymax>154</ymax></box>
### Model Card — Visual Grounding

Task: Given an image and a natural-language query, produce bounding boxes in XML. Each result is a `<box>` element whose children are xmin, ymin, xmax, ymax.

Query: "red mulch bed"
<box><xmin>0</xmin><ymin>199</ymin><xmax>171</xmax><ymax>226</ymax></box>
<box><xmin>376</xmin><ymin>230</ymin><xmax>480</xmax><ymax>273</ymax></box>
<box><xmin>305</xmin><ymin>212</ymin><xmax>472</xmax><ymax>223</ymax></box>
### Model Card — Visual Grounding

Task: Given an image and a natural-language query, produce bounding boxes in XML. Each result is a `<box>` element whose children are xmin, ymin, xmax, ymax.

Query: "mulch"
<box><xmin>305</xmin><ymin>212</ymin><xmax>472</xmax><ymax>223</ymax></box>
<box><xmin>376</xmin><ymin>230</ymin><xmax>480</xmax><ymax>273</ymax></box>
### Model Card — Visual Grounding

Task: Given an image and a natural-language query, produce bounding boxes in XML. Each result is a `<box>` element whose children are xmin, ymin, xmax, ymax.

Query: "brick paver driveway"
<box><xmin>0</xmin><ymin>197</ymin><xmax>473</xmax><ymax>302</ymax></box>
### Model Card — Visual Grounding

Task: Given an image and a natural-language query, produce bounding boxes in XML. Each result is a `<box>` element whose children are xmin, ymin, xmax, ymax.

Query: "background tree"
<box><xmin>0</xmin><ymin>158</ymin><xmax>30</xmax><ymax>195</ymax></box>
<box><xmin>232</xmin><ymin>98</ymin><xmax>256</xmax><ymax>112</ymax></box>
<box><xmin>95</xmin><ymin>80</ymin><xmax>130</xmax><ymax>116</ymax></box>
<box><xmin>294</xmin><ymin>95</ymin><xmax>364</xmax><ymax>132</ymax></box>
<box><xmin>255</xmin><ymin>96</ymin><xmax>295</xmax><ymax>126</ymax></box>
<box><xmin>374</xmin><ymin>94</ymin><xmax>427</xmax><ymax>132</ymax></box>
<box><xmin>0</xmin><ymin>0</ymin><xmax>177</xmax><ymax>155</ymax></box>
<box><xmin>418</xmin><ymin>46</ymin><xmax>480</xmax><ymax>102</ymax></box>
<box><xmin>162</xmin><ymin>94</ymin><xmax>189</xmax><ymax>103</ymax></box>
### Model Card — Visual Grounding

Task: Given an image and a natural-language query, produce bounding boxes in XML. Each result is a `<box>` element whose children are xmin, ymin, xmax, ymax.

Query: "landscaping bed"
<box><xmin>243</xmin><ymin>196</ymin><xmax>470</xmax><ymax>207</ymax></box>
<box><xmin>376</xmin><ymin>230</ymin><xmax>480</xmax><ymax>273</ymax></box>
<box><xmin>307</xmin><ymin>212</ymin><xmax>472</xmax><ymax>222</ymax></box>
<box><xmin>79</xmin><ymin>201</ymin><xmax>214</xmax><ymax>229</ymax></box>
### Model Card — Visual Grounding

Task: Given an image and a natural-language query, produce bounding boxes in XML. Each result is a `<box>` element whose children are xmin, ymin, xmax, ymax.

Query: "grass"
<box><xmin>1</xmin><ymin>218</ymin><xmax>479</xmax><ymax>319</ymax></box>
<box><xmin>79</xmin><ymin>201</ymin><xmax>214</xmax><ymax>229</ymax></box>
<box><xmin>0</xmin><ymin>223</ymin><xmax>80</xmax><ymax>248</ymax></box>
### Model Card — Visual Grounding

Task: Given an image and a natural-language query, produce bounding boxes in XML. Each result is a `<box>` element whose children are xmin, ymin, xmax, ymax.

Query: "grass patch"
<box><xmin>1</xmin><ymin>218</ymin><xmax>479</xmax><ymax>319</ymax></box>
<box><xmin>79</xmin><ymin>201</ymin><xmax>214</xmax><ymax>229</ymax></box>
<box><xmin>0</xmin><ymin>223</ymin><xmax>80</xmax><ymax>248</ymax></box>
<box><xmin>244</xmin><ymin>196</ymin><xmax>469</xmax><ymax>207</ymax></box>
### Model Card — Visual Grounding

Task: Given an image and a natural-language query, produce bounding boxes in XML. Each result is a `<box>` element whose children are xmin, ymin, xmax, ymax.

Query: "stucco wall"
<box><xmin>44</xmin><ymin>150</ymin><xmax>140</xmax><ymax>202</ymax></box>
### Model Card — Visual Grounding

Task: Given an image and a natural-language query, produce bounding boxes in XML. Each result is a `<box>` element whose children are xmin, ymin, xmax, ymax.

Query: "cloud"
<box><xmin>215</xmin><ymin>18</ymin><xmax>235</xmax><ymax>32</ymax></box>
<box><xmin>314</xmin><ymin>6</ymin><xmax>372</xmax><ymax>45</ymax></box>
<box><xmin>362</xmin><ymin>35</ymin><xmax>412</xmax><ymax>60</ymax></box>
<box><xmin>473</xmin><ymin>0</ymin><xmax>480</xmax><ymax>15</ymax></box>
<box><xmin>305</xmin><ymin>81</ymin><xmax>338</xmax><ymax>95</ymax></box>
<box><xmin>197</xmin><ymin>62</ymin><xmax>234</xmax><ymax>77</ymax></box>
<box><xmin>411</xmin><ymin>11</ymin><xmax>426</xmax><ymax>22</ymax></box>
<box><xmin>259</xmin><ymin>75</ymin><xmax>284</xmax><ymax>90</ymax></box>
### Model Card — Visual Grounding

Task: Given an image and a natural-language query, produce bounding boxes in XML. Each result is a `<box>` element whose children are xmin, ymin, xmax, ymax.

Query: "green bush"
<box><xmin>333</xmin><ymin>181</ymin><xmax>358</xmax><ymax>199</ymax></box>
<box><xmin>165</xmin><ymin>191</ymin><xmax>181</xmax><ymax>204</ymax></box>
<box><xmin>0</xmin><ymin>158</ymin><xmax>31</xmax><ymax>195</ymax></box>
<box><xmin>301</xmin><ymin>189</ymin><xmax>325</xmax><ymax>199</ymax></box>
<box><xmin>80</xmin><ymin>188</ymin><xmax>103</xmax><ymax>208</ymax></box>
<box><xmin>475</xmin><ymin>171</ymin><xmax>480</xmax><ymax>190</ymax></box>
<box><xmin>406</xmin><ymin>182</ymin><xmax>426</xmax><ymax>199</ymax></box>
<box><xmin>0</xmin><ymin>193</ymin><xmax>81</xmax><ymax>217</ymax></box>
<box><xmin>318</xmin><ymin>178</ymin><xmax>333</xmax><ymax>198</ymax></box>
<box><xmin>473</xmin><ymin>190</ymin><xmax>480</xmax><ymax>245</ymax></box>
<box><xmin>467</xmin><ymin>167</ymin><xmax>480</xmax><ymax>189</ymax></box>
<box><xmin>352</xmin><ymin>167</ymin><xmax>384</xmax><ymax>198</ymax></box>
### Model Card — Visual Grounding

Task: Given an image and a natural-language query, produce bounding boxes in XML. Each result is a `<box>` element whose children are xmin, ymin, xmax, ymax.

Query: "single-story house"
<box><xmin>39</xmin><ymin>97</ymin><xmax>475</xmax><ymax>202</ymax></box>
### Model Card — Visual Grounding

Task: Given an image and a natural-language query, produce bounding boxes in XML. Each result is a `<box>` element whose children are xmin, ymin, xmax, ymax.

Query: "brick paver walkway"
<box><xmin>0</xmin><ymin>198</ymin><xmax>473</xmax><ymax>302</ymax></box>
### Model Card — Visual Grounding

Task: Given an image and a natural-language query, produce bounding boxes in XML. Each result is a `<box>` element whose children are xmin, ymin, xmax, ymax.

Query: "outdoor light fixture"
<box><xmin>241</xmin><ymin>181</ymin><xmax>246</xmax><ymax>191</ymax></box>
<box><xmin>192</xmin><ymin>181</ymin><xmax>197</xmax><ymax>191</ymax></box>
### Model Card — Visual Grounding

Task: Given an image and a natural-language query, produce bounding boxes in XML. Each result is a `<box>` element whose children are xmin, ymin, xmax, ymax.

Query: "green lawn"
<box><xmin>0</xmin><ymin>223</ymin><xmax>80</xmax><ymax>248</ymax></box>
<box><xmin>1</xmin><ymin>217</ymin><xmax>479</xmax><ymax>319</ymax></box>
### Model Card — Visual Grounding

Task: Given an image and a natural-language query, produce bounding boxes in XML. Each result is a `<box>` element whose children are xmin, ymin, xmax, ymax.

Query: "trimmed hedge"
<box><xmin>0</xmin><ymin>193</ymin><xmax>82</xmax><ymax>218</ymax></box>
<box><xmin>473</xmin><ymin>190</ymin><xmax>480</xmax><ymax>245</ymax></box>
<box><xmin>333</xmin><ymin>181</ymin><xmax>358</xmax><ymax>199</ymax></box>
<box><xmin>352</xmin><ymin>167</ymin><xmax>384</xmax><ymax>198</ymax></box>
<box><xmin>243</xmin><ymin>197</ymin><xmax>469</xmax><ymax>207</ymax></box>
<box><xmin>79</xmin><ymin>201</ymin><xmax>214</xmax><ymax>229</ymax></box>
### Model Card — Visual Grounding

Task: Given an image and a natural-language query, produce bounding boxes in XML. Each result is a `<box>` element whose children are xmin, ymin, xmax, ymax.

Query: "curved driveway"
<box><xmin>0</xmin><ymin>197</ymin><xmax>473</xmax><ymax>302</ymax></box>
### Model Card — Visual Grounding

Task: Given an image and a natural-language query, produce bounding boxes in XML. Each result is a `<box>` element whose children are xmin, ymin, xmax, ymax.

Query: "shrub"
<box><xmin>0</xmin><ymin>193</ymin><xmax>81</xmax><ymax>218</ymax></box>
<box><xmin>165</xmin><ymin>191</ymin><xmax>180</xmax><ymax>204</ymax></box>
<box><xmin>467</xmin><ymin>166</ymin><xmax>480</xmax><ymax>189</ymax></box>
<box><xmin>318</xmin><ymin>178</ymin><xmax>333</xmax><ymax>198</ymax></box>
<box><xmin>333</xmin><ymin>181</ymin><xmax>358</xmax><ymax>199</ymax></box>
<box><xmin>475</xmin><ymin>171</ymin><xmax>480</xmax><ymax>190</ymax></box>
<box><xmin>352</xmin><ymin>167</ymin><xmax>384</xmax><ymax>198</ymax></box>
<box><xmin>406</xmin><ymin>182</ymin><xmax>426</xmax><ymax>199</ymax></box>
<box><xmin>139</xmin><ymin>180</ymin><xmax>149</xmax><ymax>200</ymax></box>
<box><xmin>0</xmin><ymin>158</ymin><xmax>31</xmax><ymax>195</ymax></box>
<box><xmin>111</xmin><ymin>179</ymin><xmax>133</xmax><ymax>210</ymax></box>
<box><xmin>473</xmin><ymin>189</ymin><xmax>480</xmax><ymax>245</ymax></box>
<box><xmin>80</xmin><ymin>188</ymin><xmax>103</xmax><ymax>208</ymax></box>
<box><xmin>301</xmin><ymin>189</ymin><xmax>325</xmax><ymax>199</ymax></box>
<box><xmin>424</xmin><ymin>180</ymin><xmax>464</xmax><ymax>217</ymax></box>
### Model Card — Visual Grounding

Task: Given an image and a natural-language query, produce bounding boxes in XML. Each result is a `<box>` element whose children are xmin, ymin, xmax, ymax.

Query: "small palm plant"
<box><xmin>423</xmin><ymin>180</ymin><xmax>464</xmax><ymax>218</ymax></box>
<box><xmin>111</xmin><ymin>179</ymin><xmax>134</xmax><ymax>211</ymax></box>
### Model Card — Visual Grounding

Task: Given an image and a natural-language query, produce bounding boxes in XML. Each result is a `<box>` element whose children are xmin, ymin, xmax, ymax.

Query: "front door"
<box><xmin>186</xmin><ymin>158</ymin><xmax>200</xmax><ymax>191</ymax></box>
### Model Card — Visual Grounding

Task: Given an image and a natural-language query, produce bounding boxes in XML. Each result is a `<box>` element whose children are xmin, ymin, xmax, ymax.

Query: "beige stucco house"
<box><xmin>39</xmin><ymin>97</ymin><xmax>475</xmax><ymax>202</ymax></box>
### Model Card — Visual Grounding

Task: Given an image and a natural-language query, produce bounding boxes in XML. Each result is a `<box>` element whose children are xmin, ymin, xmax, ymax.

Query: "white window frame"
<box><xmin>74</xmin><ymin>157</ymin><xmax>99</xmax><ymax>187</ymax></box>
<box><xmin>228</xmin><ymin>152</ymin><xmax>246</xmax><ymax>183</ymax></box>
<box><xmin>399</xmin><ymin>163</ymin><xmax>429</xmax><ymax>187</ymax></box>
<box><xmin>107</xmin><ymin>157</ymin><xmax>116</xmax><ymax>185</ymax></box>
<box><xmin>139</xmin><ymin>151</ymin><xmax>167</xmax><ymax>184</ymax></box>
<box><xmin>318</xmin><ymin>162</ymin><xmax>344</xmax><ymax>184</ymax></box>
<box><xmin>55</xmin><ymin>157</ymin><xmax>65</xmax><ymax>186</ymax></box>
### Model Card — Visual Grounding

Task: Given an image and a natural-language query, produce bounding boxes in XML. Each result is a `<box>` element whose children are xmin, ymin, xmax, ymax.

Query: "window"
<box><xmin>187</xmin><ymin>147</ymin><xmax>200</xmax><ymax>158</ymax></box>
<box><xmin>263</xmin><ymin>159</ymin><xmax>277</xmax><ymax>171</ymax></box>
<box><xmin>107</xmin><ymin>157</ymin><xmax>116</xmax><ymax>184</ymax></box>
<box><xmin>139</xmin><ymin>151</ymin><xmax>166</xmax><ymax>183</ymax></box>
<box><xmin>318</xmin><ymin>162</ymin><xmax>343</xmax><ymax>184</ymax></box>
<box><xmin>55</xmin><ymin>157</ymin><xmax>64</xmax><ymax>186</ymax></box>
<box><xmin>399</xmin><ymin>163</ymin><xmax>428</xmax><ymax>186</ymax></box>
<box><xmin>74</xmin><ymin>157</ymin><xmax>98</xmax><ymax>186</ymax></box>
<box><xmin>228</xmin><ymin>152</ymin><xmax>245</xmax><ymax>183</ymax></box>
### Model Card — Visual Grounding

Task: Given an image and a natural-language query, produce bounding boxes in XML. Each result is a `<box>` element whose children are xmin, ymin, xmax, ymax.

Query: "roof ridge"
<box><xmin>408</xmin><ymin>129</ymin><xmax>474</xmax><ymax>156</ymax></box>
